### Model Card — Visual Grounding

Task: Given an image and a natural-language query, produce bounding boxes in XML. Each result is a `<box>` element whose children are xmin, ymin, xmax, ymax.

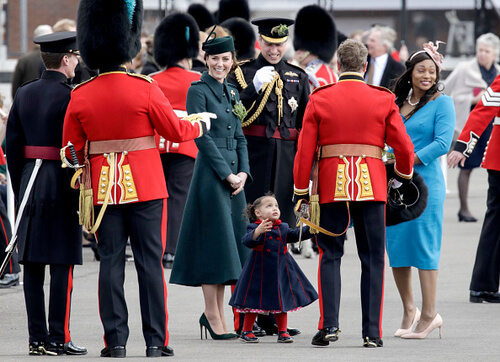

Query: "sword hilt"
<box><xmin>67</xmin><ymin>141</ymin><xmax>80</xmax><ymax>167</ymax></box>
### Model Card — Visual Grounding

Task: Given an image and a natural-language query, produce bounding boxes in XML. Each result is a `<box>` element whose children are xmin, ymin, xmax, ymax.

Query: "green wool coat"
<box><xmin>169</xmin><ymin>72</ymin><xmax>252</xmax><ymax>286</ymax></box>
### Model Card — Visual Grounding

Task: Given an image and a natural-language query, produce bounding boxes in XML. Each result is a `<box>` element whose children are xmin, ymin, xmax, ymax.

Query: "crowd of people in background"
<box><xmin>0</xmin><ymin>0</ymin><xmax>499</xmax><ymax>357</ymax></box>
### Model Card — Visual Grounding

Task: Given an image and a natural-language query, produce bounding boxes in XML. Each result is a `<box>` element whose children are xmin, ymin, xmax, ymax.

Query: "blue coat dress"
<box><xmin>170</xmin><ymin>72</ymin><xmax>252</xmax><ymax>286</ymax></box>
<box><xmin>386</xmin><ymin>94</ymin><xmax>455</xmax><ymax>269</ymax></box>
<box><xmin>229</xmin><ymin>220</ymin><xmax>318</xmax><ymax>313</ymax></box>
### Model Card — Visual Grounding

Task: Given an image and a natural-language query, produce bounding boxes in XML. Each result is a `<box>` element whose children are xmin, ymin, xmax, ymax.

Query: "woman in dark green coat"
<box><xmin>170</xmin><ymin>32</ymin><xmax>252</xmax><ymax>339</ymax></box>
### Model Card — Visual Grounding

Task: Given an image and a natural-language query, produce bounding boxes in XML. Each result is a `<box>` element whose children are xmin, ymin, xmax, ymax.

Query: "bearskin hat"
<box><xmin>386</xmin><ymin>166</ymin><xmax>429</xmax><ymax>226</ymax></box>
<box><xmin>220</xmin><ymin>17</ymin><xmax>255</xmax><ymax>60</ymax></box>
<box><xmin>218</xmin><ymin>0</ymin><xmax>250</xmax><ymax>23</ymax></box>
<box><xmin>154</xmin><ymin>12</ymin><xmax>200</xmax><ymax>68</ymax></box>
<box><xmin>77</xmin><ymin>0</ymin><xmax>143</xmax><ymax>70</ymax></box>
<box><xmin>187</xmin><ymin>4</ymin><xmax>215</xmax><ymax>32</ymax></box>
<box><xmin>293</xmin><ymin>5</ymin><xmax>337</xmax><ymax>63</ymax></box>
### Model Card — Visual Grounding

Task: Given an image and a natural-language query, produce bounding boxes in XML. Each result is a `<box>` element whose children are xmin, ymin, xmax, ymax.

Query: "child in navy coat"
<box><xmin>229</xmin><ymin>194</ymin><xmax>318</xmax><ymax>343</ymax></box>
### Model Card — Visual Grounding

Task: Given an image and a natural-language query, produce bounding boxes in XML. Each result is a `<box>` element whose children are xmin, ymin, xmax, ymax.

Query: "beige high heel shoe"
<box><xmin>401</xmin><ymin>313</ymin><xmax>442</xmax><ymax>339</ymax></box>
<box><xmin>394</xmin><ymin>308</ymin><xmax>421</xmax><ymax>337</ymax></box>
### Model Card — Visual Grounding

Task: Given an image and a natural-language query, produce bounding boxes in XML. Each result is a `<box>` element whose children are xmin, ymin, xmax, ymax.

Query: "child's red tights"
<box><xmin>242</xmin><ymin>312</ymin><xmax>289</xmax><ymax>337</ymax></box>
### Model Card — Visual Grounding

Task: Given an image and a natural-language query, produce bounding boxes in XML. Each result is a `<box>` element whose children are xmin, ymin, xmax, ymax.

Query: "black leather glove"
<box><xmin>292</xmin><ymin>192</ymin><xmax>309</xmax><ymax>205</ymax></box>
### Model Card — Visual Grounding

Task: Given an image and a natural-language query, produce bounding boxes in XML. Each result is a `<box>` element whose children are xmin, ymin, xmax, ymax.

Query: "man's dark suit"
<box><xmin>366</xmin><ymin>55</ymin><xmax>405</xmax><ymax>90</ymax></box>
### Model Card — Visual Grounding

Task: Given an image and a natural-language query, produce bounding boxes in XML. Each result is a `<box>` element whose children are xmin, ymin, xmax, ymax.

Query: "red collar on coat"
<box><xmin>255</xmin><ymin>219</ymin><xmax>282</xmax><ymax>226</ymax></box>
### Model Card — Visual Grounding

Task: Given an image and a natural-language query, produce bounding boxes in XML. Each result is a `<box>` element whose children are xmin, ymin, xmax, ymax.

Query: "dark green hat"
<box><xmin>202</xmin><ymin>26</ymin><xmax>235</xmax><ymax>55</ymax></box>
<box><xmin>34</xmin><ymin>31</ymin><xmax>79</xmax><ymax>54</ymax></box>
<box><xmin>251</xmin><ymin>17</ymin><xmax>294</xmax><ymax>44</ymax></box>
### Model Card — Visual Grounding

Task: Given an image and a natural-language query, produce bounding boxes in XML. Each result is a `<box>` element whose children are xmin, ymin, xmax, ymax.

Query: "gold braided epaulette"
<box><xmin>367</xmin><ymin>84</ymin><xmax>393</xmax><ymax>94</ymax></box>
<box><xmin>127</xmin><ymin>73</ymin><xmax>153</xmax><ymax>83</ymax></box>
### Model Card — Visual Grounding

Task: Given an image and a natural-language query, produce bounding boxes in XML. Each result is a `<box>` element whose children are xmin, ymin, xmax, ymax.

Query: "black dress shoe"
<box><xmin>162</xmin><ymin>253</ymin><xmax>174</xmax><ymax>269</ymax></box>
<box><xmin>100</xmin><ymin>345</ymin><xmax>126</xmax><ymax>358</ymax></box>
<box><xmin>45</xmin><ymin>342</ymin><xmax>65</xmax><ymax>355</ymax></box>
<box><xmin>252</xmin><ymin>322</ymin><xmax>266</xmax><ymax>337</ymax></box>
<box><xmin>311</xmin><ymin>327</ymin><xmax>341</xmax><ymax>346</ymax></box>
<box><xmin>0</xmin><ymin>273</ymin><xmax>20</xmax><ymax>288</ymax></box>
<box><xmin>64</xmin><ymin>341</ymin><xmax>88</xmax><ymax>355</ymax></box>
<box><xmin>363</xmin><ymin>337</ymin><xmax>383</xmax><ymax>348</ymax></box>
<box><xmin>470</xmin><ymin>290</ymin><xmax>500</xmax><ymax>303</ymax></box>
<box><xmin>262</xmin><ymin>323</ymin><xmax>301</xmax><ymax>336</ymax></box>
<box><xmin>277</xmin><ymin>331</ymin><xmax>293</xmax><ymax>343</ymax></box>
<box><xmin>29</xmin><ymin>342</ymin><xmax>53</xmax><ymax>356</ymax></box>
<box><xmin>146</xmin><ymin>345</ymin><xmax>174</xmax><ymax>357</ymax></box>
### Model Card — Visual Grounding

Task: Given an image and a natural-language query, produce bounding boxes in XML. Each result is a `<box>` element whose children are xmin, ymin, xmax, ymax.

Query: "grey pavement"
<box><xmin>1</xmin><ymin>166</ymin><xmax>499</xmax><ymax>361</ymax></box>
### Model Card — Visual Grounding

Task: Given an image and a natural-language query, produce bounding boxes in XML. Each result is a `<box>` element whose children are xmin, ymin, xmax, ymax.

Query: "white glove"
<box><xmin>391</xmin><ymin>179</ymin><xmax>402</xmax><ymax>189</ymax></box>
<box><xmin>186</xmin><ymin>112</ymin><xmax>216</xmax><ymax>132</ymax></box>
<box><xmin>197</xmin><ymin>112</ymin><xmax>216</xmax><ymax>132</ymax></box>
<box><xmin>252</xmin><ymin>66</ymin><xmax>275</xmax><ymax>93</ymax></box>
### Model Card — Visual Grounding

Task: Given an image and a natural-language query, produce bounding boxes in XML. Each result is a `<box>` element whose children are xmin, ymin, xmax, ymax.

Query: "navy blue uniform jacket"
<box><xmin>229</xmin><ymin>220</ymin><xmax>318</xmax><ymax>312</ymax></box>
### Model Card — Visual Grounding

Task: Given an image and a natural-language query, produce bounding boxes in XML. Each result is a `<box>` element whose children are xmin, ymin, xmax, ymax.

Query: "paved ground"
<box><xmin>1</xmin><ymin>166</ymin><xmax>499</xmax><ymax>361</ymax></box>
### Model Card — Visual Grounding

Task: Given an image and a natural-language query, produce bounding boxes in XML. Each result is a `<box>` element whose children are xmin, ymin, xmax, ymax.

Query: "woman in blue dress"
<box><xmin>386</xmin><ymin>42</ymin><xmax>455</xmax><ymax>339</ymax></box>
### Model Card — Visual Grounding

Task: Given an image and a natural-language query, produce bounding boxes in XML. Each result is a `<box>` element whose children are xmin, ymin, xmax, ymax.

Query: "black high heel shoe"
<box><xmin>458</xmin><ymin>212</ymin><xmax>477</xmax><ymax>222</ymax></box>
<box><xmin>199</xmin><ymin>313</ymin><xmax>238</xmax><ymax>340</ymax></box>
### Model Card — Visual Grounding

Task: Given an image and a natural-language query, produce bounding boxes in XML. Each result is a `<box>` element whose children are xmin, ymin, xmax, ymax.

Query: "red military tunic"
<box><xmin>294</xmin><ymin>72</ymin><xmax>414</xmax><ymax>203</ymax></box>
<box><xmin>151</xmin><ymin>67</ymin><xmax>200</xmax><ymax>159</ymax></box>
<box><xmin>63</xmin><ymin>70</ymin><xmax>203</xmax><ymax>205</ymax></box>
<box><xmin>455</xmin><ymin>75</ymin><xmax>500</xmax><ymax>171</ymax></box>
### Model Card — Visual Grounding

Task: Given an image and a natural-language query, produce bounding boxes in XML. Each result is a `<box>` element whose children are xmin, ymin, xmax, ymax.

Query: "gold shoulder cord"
<box><xmin>235</xmin><ymin>66</ymin><xmax>282</xmax><ymax>128</ymax></box>
<box><xmin>234</xmin><ymin>66</ymin><xmax>248</xmax><ymax>89</ymax></box>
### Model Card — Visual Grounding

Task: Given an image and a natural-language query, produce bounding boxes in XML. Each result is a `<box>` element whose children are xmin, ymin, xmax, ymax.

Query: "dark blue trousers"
<box><xmin>316</xmin><ymin>201</ymin><xmax>385</xmax><ymax>339</ymax></box>
<box><xmin>95</xmin><ymin>199</ymin><xmax>169</xmax><ymax>347</ymax></box>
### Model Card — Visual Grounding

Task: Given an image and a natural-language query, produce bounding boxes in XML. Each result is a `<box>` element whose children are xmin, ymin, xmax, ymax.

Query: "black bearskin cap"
<box><xmin>220</xmin><ymin>17</ymin><xmax>255</xmax><ymax>60</ymax></box>
<box><xmin>187</xmin><ymin>4</ymin><xmax>215</xmax><ymax>32</ymax></box>
<box><xmin>386</xmin><ymin>166</ymin><xmax>429</xmax><ymax>226</ymax></box>
<box><xmin>154</xmin><ymin>12</ymin><xmax>200</xmax><ymax>68</ymax></box>
<box><xmin>293</xmin><ymin>5</ymin><xmax>337</xmax><ymax>63</ymax></box>
<box><xmin>218</xmin><ymin>0</ymin><xmax>250</xmax><ymax>23</ymax></box>
<box><xmin>77</xmin><ymin>0</ymin><xmax>143</xmax><ymax>70</ymax></box>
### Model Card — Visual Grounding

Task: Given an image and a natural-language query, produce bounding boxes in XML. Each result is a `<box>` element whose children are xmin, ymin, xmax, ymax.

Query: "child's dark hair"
<box><xmin>246</xmin><ymin>192</ymin><xmax>275</xmax><ymax>222</ymax></box>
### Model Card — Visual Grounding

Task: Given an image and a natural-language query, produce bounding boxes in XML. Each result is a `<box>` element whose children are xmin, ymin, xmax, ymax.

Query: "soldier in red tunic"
<box><xmin>448</xmin><ymin>74</ymin><xmax>500</xmax><ymax>304</ymax></box>
<box><xmin>293</xmin><ymin>39</ymin><xmax>414</xmax><ymax>348</ymax></box>
<box><xmin>150</xmin><ymin>12</ymin><xmax>201</xmax><ymax>268</ymax></box>
<box><xmin>63</xmin><ymin>1</ymin><xmax>212</xmax><ymax>358</ymax></box>
<box><xmin>292</xmin><ymin>5</ymin><xmax>338</xmax><ymax>91</ymax></box>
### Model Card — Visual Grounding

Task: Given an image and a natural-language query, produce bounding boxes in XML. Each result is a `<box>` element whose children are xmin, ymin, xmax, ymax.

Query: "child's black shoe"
<box><xmin>240</xmin><ymin>331</ymin><xmax>259</xmax><ymax>343</ymax></box>
<box><xmin>277</xmin><ymin>331</ymin><xmax>293</xmax><ymax>343</ymax></box>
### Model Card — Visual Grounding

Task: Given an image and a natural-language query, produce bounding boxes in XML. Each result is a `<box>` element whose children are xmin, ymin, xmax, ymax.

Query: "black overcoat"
<box><xmin>227</xmin><ymin>55</ymin><xmax>310</xmax><ymax>225</ymax></box>
<box><xmin>6</xmin><ymin>70</ymin><xmax>82</xmax><ymax>265</ymax></box>
<box><xmin>229</xmin><ymin>220</ymin><xmax>318</xmax><ymax>312</ymax></box>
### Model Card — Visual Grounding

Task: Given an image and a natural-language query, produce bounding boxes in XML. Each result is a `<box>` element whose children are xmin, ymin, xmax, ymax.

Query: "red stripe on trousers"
<box><xmin>317</xmin><ymin>244</ymin><xmax>325</xmax><ymax>330</ymax></box>
<box><xmin>0</xmin><ymin>215</ymin><xmax>12</xmax><ymax>273</ymax></box>
<box><xmin>231</xmin><ymin>285</ymin><xmax>240</xmax><ymax>332</ymax></box>
<box><xmin>161</xmin><ymin>199</ymin><xmax>170</xmax><ymax>346</ymax></box>
<box><xmin>64</xmin><ymin>265</ymin><xmax>74</xmax><ymax>343</ymax></box>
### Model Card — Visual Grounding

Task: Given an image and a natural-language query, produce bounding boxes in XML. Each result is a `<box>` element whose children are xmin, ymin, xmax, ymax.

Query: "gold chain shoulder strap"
<box><xmin>241</xmin><ymin>72</ymin><xmax>280</xmax><ymax>128</ymax></box>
